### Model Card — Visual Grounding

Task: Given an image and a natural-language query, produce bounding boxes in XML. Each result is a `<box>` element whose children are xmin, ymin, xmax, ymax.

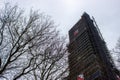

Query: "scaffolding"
<box><xmin>68</xmin><ymin>12</ymin><xmax>119</xmax><ymax>80</ymax></box>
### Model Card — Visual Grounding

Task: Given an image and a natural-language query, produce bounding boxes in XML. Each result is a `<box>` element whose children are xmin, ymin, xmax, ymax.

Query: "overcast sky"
<box><xmin>0</xmin><ymin>0</ymin><xmax>120</xmax><ymax>50</ymax></box>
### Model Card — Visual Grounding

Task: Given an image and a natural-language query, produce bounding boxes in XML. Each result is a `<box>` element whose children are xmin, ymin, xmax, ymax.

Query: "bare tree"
<box><xmin>0</xmin><ymin>3</ymin><xmax>68</xmax><ymax>80</ymax></box>
<box><xmin>112</xmin><ymin>37</ymin><xmax>120</xmax><ymax>70</ymax></box>
<box><xmin>30</xmin><ymin>36</ymin><xmax>68</xmax><ymax>80</ymax></box>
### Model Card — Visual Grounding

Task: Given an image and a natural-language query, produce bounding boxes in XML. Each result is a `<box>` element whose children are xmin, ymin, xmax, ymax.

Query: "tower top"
<box><xmin>82</xmin><ymin>12</ymin><xmax>90</xmax><ymax>18</ymax></box>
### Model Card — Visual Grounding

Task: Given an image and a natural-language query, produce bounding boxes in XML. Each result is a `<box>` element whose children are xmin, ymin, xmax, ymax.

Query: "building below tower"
<box><xmin>67</xmin><ymin>13</ymin><xmax>119</xmax><ymax>80</ymax></box>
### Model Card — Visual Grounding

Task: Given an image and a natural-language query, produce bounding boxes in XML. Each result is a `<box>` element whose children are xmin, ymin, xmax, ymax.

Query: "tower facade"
<box><xmin>68</xmin><ymin>13</ymin><xmax>117</xmax><ymax>80</ymax></box>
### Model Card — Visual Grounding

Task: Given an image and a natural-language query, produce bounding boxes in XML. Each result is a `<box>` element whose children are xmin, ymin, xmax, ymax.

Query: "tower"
<box><xmin>68</xmin><ymin>13</ymin><xmax>117</xmax><ymax>80</ymax></box>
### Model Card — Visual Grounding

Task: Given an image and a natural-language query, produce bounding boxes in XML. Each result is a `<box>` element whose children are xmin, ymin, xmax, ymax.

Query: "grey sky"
<box><xmin>0</xmin><ymin>0</ymin><xmax>120</xmax><ymax>50</ymax></box>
